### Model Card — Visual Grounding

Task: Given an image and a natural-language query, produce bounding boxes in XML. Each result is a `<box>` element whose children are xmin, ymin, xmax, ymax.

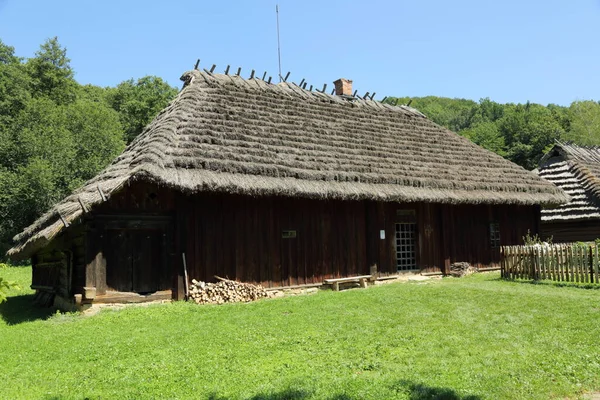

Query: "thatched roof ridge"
<box><xmin>539</xmin><ymin>141</ymin><xmax>600</xmax><ymax>222</ymax></box>
<box><xmin>8</xmin><ymin>69</ymin><xmax>567</xmax><ymax>259</ymax></box>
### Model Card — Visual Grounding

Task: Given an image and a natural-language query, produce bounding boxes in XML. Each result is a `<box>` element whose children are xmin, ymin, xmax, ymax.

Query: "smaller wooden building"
<box><xmin>8</xmin><ymin>70</ymin><xmax>568</xmax><ymax>309</ymax></box>
<box><xmin>538</xmin><ymin>142</ymin><xmax>600</xmax><ymax>242</ymax></box>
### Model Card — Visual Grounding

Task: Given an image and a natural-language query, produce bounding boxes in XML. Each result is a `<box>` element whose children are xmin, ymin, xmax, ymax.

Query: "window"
<box><xmin>490</xmin><ymin>222</ymin><xmax>501</xmax><ymax>249</ymax></box>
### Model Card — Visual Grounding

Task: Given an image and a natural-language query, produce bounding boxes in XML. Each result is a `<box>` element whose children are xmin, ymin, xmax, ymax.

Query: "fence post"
<box><xmin>593</xmin><ymin>243</ymin><xmax>598</xmax><ymax>283</ymax></box>
<box><xmin>500</xmin><ymin>246</ymin><xmax>505</xmax><ymax>278</ymax></box>
<box><xmin>530</xmin><ymin>246</ymin><xmax>540</xmax><ymax>280</ymax></box>
<box><xmin>588</xmin><ymin>245</ymin><xmax>592</xmax><ymax>283</ymax></box>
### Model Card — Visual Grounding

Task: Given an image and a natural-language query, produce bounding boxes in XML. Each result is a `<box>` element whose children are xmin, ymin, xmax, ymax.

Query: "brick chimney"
<box><xmin>333</xmin><ymin>78</ymin><xmax>353</xmax><ymax>96</ymax></box>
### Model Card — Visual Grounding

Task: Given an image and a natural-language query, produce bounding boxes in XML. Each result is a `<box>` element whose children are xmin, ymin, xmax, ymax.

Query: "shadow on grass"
<box><xmin>394</xmin><ymin>380</ymin><xmax>481</xmax><ymax>400</ymax></box>
<box><xmin>498</xmin><ymin>276</ymin><xmax>600</xmax><ymax>290</ymax></box>
<box><xmin>0</xmin><ymin>294</ymin><xmax>55</xmax><ymax>325</ymax></box>
<box><xmin>208</xmin><ymin>389</ymin><xmax>312</xmax><ymax>400</ymax></box>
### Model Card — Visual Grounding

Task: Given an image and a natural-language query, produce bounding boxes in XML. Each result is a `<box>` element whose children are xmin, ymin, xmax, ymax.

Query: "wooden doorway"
<box><xmin>105</xmin><ymin>228</ymin><xmax>168</xmax><ymax>293</ymax></box>
<box><xmin>395</xmin><ymin>209</ymin><xmax>417</xmax><ymax>271</ymax></box>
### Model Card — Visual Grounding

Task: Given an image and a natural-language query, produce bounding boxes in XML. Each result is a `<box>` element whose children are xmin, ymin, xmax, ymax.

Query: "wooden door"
<box><xmin>105</xmin><ymin>229</ymin><xmax>165</xmax><ymax>293</ymax></box>
<box><xmin>105</xmin><ymin>230</ymin><xmax>133</xmax><ymax>292</ymax></box>
<box><xmin>132</xmin><ymin>230</ymin><xmax>162</xmax><ymax>293</ymax></box>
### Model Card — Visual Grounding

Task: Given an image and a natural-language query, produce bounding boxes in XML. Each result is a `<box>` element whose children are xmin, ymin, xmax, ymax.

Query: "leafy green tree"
<box><xmin>26</xmin><ymin>37</ymin><xmax>76</xmax><ymax>105</ymax></box>
<box><xmin>107</xmin><ymin>76</ymin><xmax>178</xmax><ymax>142</ymax></box>
<box><xmin>461</xmin><ymin>121</ymin><xmax>507</xmax><ymax>156</ymax></box>
<box><xmin>0</xmin><ymin>39</ymin><xmax>20</xmax><ymax>64</ymax></box>
<box><xmin>563</xmin><ymin>101</ymin><xmax>600</xmax><ymax>146</ymax></box>
<box><xmin>0</xmin><ymin>40</ymin><xmax>30</xmax><ymax>130</ymax></box>
<box><xmin>498</xmin><ymin>103</ymin><xmax>565</xmax><ymax>169</ymax></box>
<box><xmin>471</xmin><ymin>98</ymin><xmax>505</xmax><ymax>124</ymax></box>
<box><xmin>65</xmin><ymin>99</ymin><xmax>125</xmax><ymax>189</ymax></box>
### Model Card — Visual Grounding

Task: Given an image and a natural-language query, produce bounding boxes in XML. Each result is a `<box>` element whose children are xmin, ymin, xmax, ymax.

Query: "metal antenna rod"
<box><xmin>276</xmin><ymin>4</ymin><xmax>283</xmax><ymax>82</ymax></box>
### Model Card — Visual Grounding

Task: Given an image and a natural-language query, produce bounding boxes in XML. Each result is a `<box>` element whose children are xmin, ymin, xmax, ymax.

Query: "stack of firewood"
<box><xmin>449</xmin><ymin>262</ymin><xmax>478</xmax><ymax>277</ymax></box>
<box><xmin>188</xmin><ymin>276</ymin><xmax>269</xmax><ymax>304</ymax></box>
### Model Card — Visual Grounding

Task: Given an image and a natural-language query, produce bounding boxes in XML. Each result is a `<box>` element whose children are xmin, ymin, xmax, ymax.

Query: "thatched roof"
<box><xmin>8</xmin><ymin>69</ymin><xmax>567</xmax><ymax>259</ymax></box>
<box><xmin>538</xmin><ymin>142</ymin><xmax>600</xmax><ymax>222</ymax></box>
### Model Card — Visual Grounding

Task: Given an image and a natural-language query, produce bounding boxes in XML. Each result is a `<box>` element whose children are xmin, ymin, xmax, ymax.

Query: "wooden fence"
<box><xmin>501</xmin><ymin>243</ymin><xmax>600</xmax><ymax>283</ymax></box>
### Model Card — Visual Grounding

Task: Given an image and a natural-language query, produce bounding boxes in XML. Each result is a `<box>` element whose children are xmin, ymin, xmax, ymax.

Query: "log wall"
<box><xmin>541</xmin><ymin>220</ymin><xmax>600</xmax><ymax>243</ymax></box>
<box><xmin>178</xmin><ymin>192</ymin><xmax>540</xmax><ymax>288</ymax></box>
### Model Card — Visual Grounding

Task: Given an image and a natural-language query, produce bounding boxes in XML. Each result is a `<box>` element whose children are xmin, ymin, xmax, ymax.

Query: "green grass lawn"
<box><xmin>1</xmin><ymin>267</ymin><xmax>600</xmax><ymax>400</ymax></box>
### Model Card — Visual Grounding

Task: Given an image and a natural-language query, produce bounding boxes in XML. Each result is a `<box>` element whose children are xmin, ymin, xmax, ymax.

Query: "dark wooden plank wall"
<box><xmin>179</xmin><ymin>193</ymin><xmax>540</xmax><ymax>287</ymax></box>
<box><xmin>436</xmin><ymin>204</ymin><xmax>539</xmax><ymax>269</ymax></box>
<box><xmin>541</xmin><ymin>220</ymin><xmax>600</xmax><ymax>243</ymax></box>
<box><xmin>31</xmin><ymin>224</ymin><xmax>85</xmax><ymax>299</ymax></box>
<box><xmin>67</xmin><ymin>182</ymin><xmax>541</xmax><ymax>295</ymax></box>
<box><xmin>180</xmin><ymin>194</ymin><xmax>368</xmax><ymax>288</ymax></box>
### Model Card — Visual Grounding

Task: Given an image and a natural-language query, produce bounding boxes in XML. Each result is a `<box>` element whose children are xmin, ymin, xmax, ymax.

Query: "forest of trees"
<box><xmin>1</xmin><ymin>37</ymin><xmax>600</xmax><ymax>261</ymax></box>
<box><xmin>383</xmin><ymin>96</ymin><xmax>600</xmax><ymax>171</ymax></box>
<box><xmin>0</xmin><ymin>37</ymin><xmax>178</xmax><ymax>257</ymax></box>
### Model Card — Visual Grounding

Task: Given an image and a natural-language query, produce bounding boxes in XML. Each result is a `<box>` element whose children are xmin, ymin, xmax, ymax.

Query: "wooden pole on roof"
<box><xmin>276</xmin><ymin>4</ymin><xmax>283</xmax><ymax>82</ymax></box>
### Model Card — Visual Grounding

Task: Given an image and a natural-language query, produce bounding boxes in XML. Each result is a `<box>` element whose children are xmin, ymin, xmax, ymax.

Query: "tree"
<box><xmin>0</xmin><ymin>40</ymin><xmax>30</xmax><ymax>130</ymax></box>
<box><xmin>461</xmin><ymin>121</ymin><xmax>507</xmax><ymax>157</ymax></box>
<box><xmin>26</xmin><ymin>37</ymin><xmax>76</xmax><ymax>105</ymax></box>
<box><xmin>0</xmin><ymin>39</ymin><xmax>20</xmax><ymax>64</ymax></box>
<box><xmin>107</xmin><ymin>76</ymin><xmax>178</xmax><ymax>143</ymax></box>
<box><xmin>563</xmin><ymin>101</ymin><xmax>600</xmax><ymax>146</ymax></box>
<box><xmin>498</xmin><ymin>103</ymin><xmax>565</xmax><ymax>169</ymax></box>
<box><xmin>65</xmin><ymin>99</ymin><xmax>125</xmax><ymax>189</ymax></box>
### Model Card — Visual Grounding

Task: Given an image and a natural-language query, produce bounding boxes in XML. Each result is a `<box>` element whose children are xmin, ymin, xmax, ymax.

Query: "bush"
<box><xmin>0</xmin><ymin>263</ymin><xmax>18</xmax><ymax>303</ymax></box>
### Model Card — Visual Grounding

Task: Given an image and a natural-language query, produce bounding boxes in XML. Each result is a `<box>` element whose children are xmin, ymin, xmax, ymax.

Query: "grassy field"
<box><xmin>1</xmin><ymin>267</ymin><xmax>600</xmax><ymax>400</ymax></box>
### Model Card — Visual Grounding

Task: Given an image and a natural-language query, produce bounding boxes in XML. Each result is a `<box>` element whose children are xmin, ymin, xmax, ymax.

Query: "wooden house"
<box><xmin>538</xmin><ymin>142</ymin><xmax>600</xmax><ymax>242</ymax></box>
<box><xmin>8</xmin><ymin>70</ymin><xmax>567</xmax><ymax>309</ymax></box>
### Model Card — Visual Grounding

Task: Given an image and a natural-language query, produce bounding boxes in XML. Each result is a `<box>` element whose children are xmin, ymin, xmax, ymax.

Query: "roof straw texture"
<box><xmin>539</xmin><ymin>142</ymin><xmax>600</xmax><ymax>222</ymax></box>
<box><xmin>8</xmin><ymin>70</ymin><xmax>568</xmax><ymax>258</ymax></box>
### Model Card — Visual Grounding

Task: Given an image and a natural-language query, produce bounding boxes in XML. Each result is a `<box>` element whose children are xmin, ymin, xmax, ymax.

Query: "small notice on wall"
<box><xmin>282</xmin><ymin>230</ymin><xmax>297</xmax><ymax>239</ymax></box>
<box><xmin>380</xmin><ymin>230</ymin><xmax>385</xmax><ymax>240</ymax></box>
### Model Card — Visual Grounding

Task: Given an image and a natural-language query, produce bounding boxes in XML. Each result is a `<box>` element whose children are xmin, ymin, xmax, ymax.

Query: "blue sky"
<box><xmin>0</xmin><ymin>0</ymin><xmax>598</xmax><ymax>106</ymax></box>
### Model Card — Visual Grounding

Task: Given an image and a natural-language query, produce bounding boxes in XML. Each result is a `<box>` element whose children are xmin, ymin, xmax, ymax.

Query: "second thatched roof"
<box><xmin>538</xmin><ymin>142</ymin><xmax>600</xmax><ymax>222</ymax></box>
<box><xmin>9</xmin><ymin>69</ymin><xmax>568</xmax><ymax>259</ymax></box>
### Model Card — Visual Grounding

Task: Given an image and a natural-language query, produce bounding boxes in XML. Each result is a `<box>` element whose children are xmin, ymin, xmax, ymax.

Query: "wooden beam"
<box><xmin>58</xmin><ymin>213</ymin><xmax>69</xmax><ymax>228</ymax></box>
<box><xmin>97</xmin><ymin>185</ymin><xmax>107</xmax><ymax>201</ymax></box>
<box><xmin>78</xmin><ymin>197</ymin><xmax>88</xmax><ymax>213</ymax></box>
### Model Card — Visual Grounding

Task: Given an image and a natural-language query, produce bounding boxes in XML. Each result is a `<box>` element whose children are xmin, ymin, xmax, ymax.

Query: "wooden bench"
<box><xmin>324</xmin><ymin>275</ymin><xmax>372</xmax><ymax>291</ymax></box>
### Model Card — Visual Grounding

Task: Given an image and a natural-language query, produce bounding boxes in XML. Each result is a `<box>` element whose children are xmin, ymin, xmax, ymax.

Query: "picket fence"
<box><xmin>500</xmin><ymin>243</ymin><xmax>600</xmax><ymax>283</ymax></box>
